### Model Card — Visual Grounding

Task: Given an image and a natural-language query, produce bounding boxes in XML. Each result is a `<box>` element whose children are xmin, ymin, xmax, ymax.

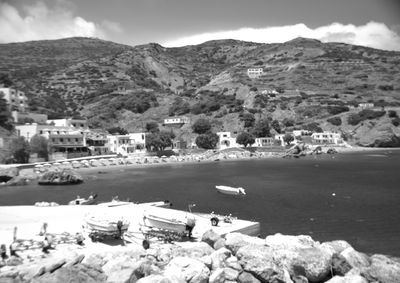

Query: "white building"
<box><xmin>217</xmin><ymin>132</ymin><xmax>240</xmax><ymax>150</ymax></box>
<box><xmin>274</xmin><ymin>133</ymin><xmax>298</xmax><ymax>146</ymax></box>
<box><xmin>253</xmin><ymin>137</ymin><xmax>275</xmax><ymax>147</ymax></box>
<box><xmin>164</xmin><ymin>116</ymin><xmax>190</xmax><ymax>126</ymax></box>
<box><xmin>358</xmin><ymin>103</ymin><xmax>374</xmax><ymax>109</ymax></box>
<box><xmin>247</xmin><ymin>68</ymin><xmax>263</xmax><ymax>78</ymax></box>
<box><xmin>47</xmin><ymin>118</ymin><xmax>88</xmax><ymax>129</ymax></box>
<box><xmin>292</xmin><ymin>130</ymin><xmax>312</xmax><ymax>137</ymax></box>
<box><xmin>311</xmin><ymin>132</ymin><xmax>343</xmax><ymax>144</ymax></box>
<box><xmin>107</xmin><ymin>133</ymin><xmax>146</xmax><ymax>156</ymax></box>
<box><xmin>0</xmin><ymin>87</ymin><xmax>28</xmax><ymax>112</ymax></box>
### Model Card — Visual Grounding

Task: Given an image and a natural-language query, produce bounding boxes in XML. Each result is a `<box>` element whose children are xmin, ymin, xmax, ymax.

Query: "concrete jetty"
<box><xmin>0</xmin><ymin>204</ymin><xmax>260</xmax><ymax>248</ymax></box>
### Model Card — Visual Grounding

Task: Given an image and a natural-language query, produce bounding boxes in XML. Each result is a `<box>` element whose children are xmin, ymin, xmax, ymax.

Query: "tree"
<box><xmin>192</xmin><ymin>118</ymin><xmax>212</xmax><ymax>134</ymax></box>
<box><xmin>283</xmin><ymin>133</ymin><xmax>294</xmax><ymax>146</ymax></box>
<box><xmin>252</xmin><ymin>118</ymin><xmax>271</xmax><ymax>138</ymax></box>
<box><xmin>236</xmin><ymin>132</ymin><xmax>255</xmax><ymax>147</ymax></box>
<box><xmin>146</xmin><ymin>122</ymin><xmax>159</xmax><ymax>133</ymax></box>
<box><xmin>107</xmin><ymin>126</ymin><xmax>128</xmax><ymax>135</ymax></box>
<box><xmin>0</xmin><ymin>92</ymin><xmax>12</xmax><ymax>130</ymax></box>
<box><xmin>30</xmin><ymin>135</ymin><xmax>48</xmax><ymax>160</ymax></box>
<box><xmin>303</xmin><ymin>122</ymin><xmax>323</xmax><ymax>133</ymax></box>
<box><xmin>159</xmin><ymin>131</ymin><xmax>175</xmax><ymax>150</ymax></box>
<box><xmin>327</xmin><ymin>117</ymin><xmax>342</xmax><ymax>126</ymax></box>
<box><xmin>195</xmin><ymin>133</ymin><xmax>219</xmax><ymax>149</ymax></box>
<box><xmin>271</xmin><ymin>120</ymin><xmax>281</xmax><ymax>134</ymax></box>
<box><xmin>241</xmin><ymin>113</ymin><xmax>255</xmax><ymax>128</ymax></box>
<box><xmin>9</xmin><ymin>136</ymin><xmax>30</xmax><ymax>163</ymax></box>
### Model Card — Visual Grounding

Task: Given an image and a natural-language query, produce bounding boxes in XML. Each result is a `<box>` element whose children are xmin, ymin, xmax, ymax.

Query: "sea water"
<box><xmin>1</xmin><ymin>150</ymin><xmax>400</xmax><ymax>256</ymax></box>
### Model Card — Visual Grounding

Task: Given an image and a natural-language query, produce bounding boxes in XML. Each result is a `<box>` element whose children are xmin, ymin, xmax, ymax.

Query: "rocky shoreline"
<box><xmin>1</xmin><ymin>231</ymin><xmax>399</xmax><ymax>283</ymax></box>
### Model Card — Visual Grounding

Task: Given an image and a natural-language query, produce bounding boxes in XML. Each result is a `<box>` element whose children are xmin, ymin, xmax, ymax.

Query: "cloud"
<box><xmin>0</xmin><ymin>1</ymin><xmax>121</xmax><ymax>43</ymax></box>
<box><xmin>163</xmin><ymin>22</ymin><xmax>400</xmax><ymax>51</ymax></box>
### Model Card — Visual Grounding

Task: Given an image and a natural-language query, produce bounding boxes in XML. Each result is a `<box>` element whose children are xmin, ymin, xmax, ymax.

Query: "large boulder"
<box><xmin>163</xmin><ymin>256</ymin><xmax>210</xmax><ymax>283</ymax></box>
<box><xmin>237</xmin><ymin>271</ymin><xmax>261</xmax><ymax>283</ymax></box>
<box><xmin>340</xmin><ymin>247</ymin><xmax>370</xmax><ymax>270</ymax></box>
<box><xmin>265</xmin><ymin>234</ymin><xmax>318</xmax><ymax>250</ymax></box>
<box><xmin>171</xmin><ymin>242</ymin><xmax>215</xmax><ymax>259</ymax></box>
<box><xmin>101</xmin><ymin>255</ymin><xmax>143</xmax><ymax>283</ymax></box>
<box><xmin>236</xmin><ymin>245</ymin><xmax>291</xmax><ymax>283</ymax></box>
<box><xmin>331</xmin><ymin>253</ymin><xmax>352</xmax><ymax>276</ymax></box>
<box><xmin>136</xmin><ymin>274</ymin><xmax>177</xmax><ymax>283</ymax></box>
<box><xmin>0</xmin><ymin>166</ymin><xmax>18</xmax><ymax>181</ymax></box>
<box><xmin>224</xmin><ymin>233</ymin><xmax>265</xmax><ymax>255</ymax></box>
<box><xmin>38</xmin><ymin>169</ymin><xmax>83</xmax><ymax>185</ymax></box>
<box><xmin>201</xmin><ymin>229</ymin><xmax>222</xmax><ymax>248</ymax></box>
<box><xmin>210</xmin><ymin>247</ymin><xmax>231</xmax><ymax>270</ymax></box>
<box><xmin>290</xmin><ymin>247</ymin><xmax>333</xmax><ymax>282</ymax></box>
<box><xmin>325</xmin><ymin>274</ymin><xmax>367</xmax><ymax>283</ymax></box>
<box><xmin>320</xmin><ymin>240</ymin><xmax>352</xmax><ymax>255</ymax></box>
<box><xmin>30</xmin><ymin>263</ymin><xmax>107</xmax><ymax>283</ymax></box>
<box><xmin>361</xmin><ymin>254</ymin><xmax>400</xmax><ymax>283</ymax></box>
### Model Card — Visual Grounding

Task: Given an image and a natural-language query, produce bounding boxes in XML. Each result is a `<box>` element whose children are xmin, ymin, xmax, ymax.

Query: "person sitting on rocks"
<box><xmin>1</xmin><ymin>244</ymin><xmax>7</xmax><ymax>260</ymax></box>
<box><xmin>42</xmin><ymin>236</ymin><xmax>52</xmax><ymax>253</ymax></box>
<box><xmin>75</xmin><ymin>233</ymin><xmax>85</xmax><ymax>246</ymax></box>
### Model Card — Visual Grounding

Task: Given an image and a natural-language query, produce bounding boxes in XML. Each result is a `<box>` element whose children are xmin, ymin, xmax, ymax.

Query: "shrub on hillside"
<box><xmin>388</xmin><ymin>110</ymin><xmax>398</xmax><ymax>118</ymax></box>
<box><xmin>358</xmin><ymin>109</ymin><xmax>386</xmax><ymax>120</ymax></box>
<box><xmin>236</xmin><ymin>132</ymin><xmax>255</xmax><ymax>147</ymax></box>
<box><xmin>392</xmin><ymin>117</ymin><xmax>400</xmax><ymax>127</ymax></box>
<box><xmin>303</xmin><ymin>122</ymin><xmax>323</xmax><ymax>133</ymax></box>
<box><xmin>241</xmin><ymin>113</ymin><xmax>255</xmax><ymax>128</ymax></box>
<box><xmin>327</xmin><ymin>117</ymin><xmax>342</xmax><ymax>126</ymax></box>
<box><xmin>378</xmin><ymin>84</ymin><xmax>394</xmax><ymax>91</ymax></box>
<box><xmin>327</xmin><ymin>105</ymin><xmax>350</xmax><ymax>115</ymax></box>
<box><xmin>192</xmin><ymin>118</ymin><xmax>212</xmax><ymax>134</ymax></box>
<box><xmin>348</xmin><ymin>113</ymin><xmax>362</xmax><ymax>125</ymax></box>
<box><xmin>195</xmin><ymin>133</ymin><xmax>219</xmax><ymax>149</ymax></box>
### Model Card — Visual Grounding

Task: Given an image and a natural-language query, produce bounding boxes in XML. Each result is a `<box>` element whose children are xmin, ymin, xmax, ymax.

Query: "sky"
<box><xmin>1</xmin><ymin>0</ymin><xmax>400</xmax><ymax>50</ymax></box>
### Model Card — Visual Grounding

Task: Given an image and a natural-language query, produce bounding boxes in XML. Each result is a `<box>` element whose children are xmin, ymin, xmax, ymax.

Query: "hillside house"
<box><xmin>247</xmin><ymin>68</ymin><xmax>263</xmax><ymax>78</ymax></box>
<box><xmin>12</xmin><ymin>111</ymin><xmax>48</xmax><ymax>124</ymax></box>
<box><xmin>358</xmin><ymin>103</ymin><xmax>374</xmax><ymax>109</ymax></box>
<box><xmin>47</xmin><ymin>118</ymin><xmax>88</xmax><ymax>129</ymax></box>
<box><xmin>292</xmin><ymin>130</ymin><xmax>312</xmax><ymax>137</ymax></box>
<box><xmin>164</xmin><ymin>116</ymin><xmax>190</xmax><ymax>127</ymax></box>
<box><xmin>86</xmin><ymin>133</ymin><xmax>110</xmax><ymax>156</ymax></box>
<box><xmin>217</xmin><ymin>132</ymin><xmax>240</xmax><ymax>150</ymax></box>
<box><xmin>253</xmin><ymin>137</ymin><xmax>275</xmax><ymax>147</ymax></box>
<box><xmin>107</xmin><ymin>133</ymin><xmax>146</xmax><ymax>156</ymax></box>
<box><xmin>311</xmin><ymin>132</ymin><xmax>343</xmax><ymax>145</ymax></box>
<box><xmin>0</xmin><ymin>87</ymin><xmax>28</xmax><ymax>112</ymax></box>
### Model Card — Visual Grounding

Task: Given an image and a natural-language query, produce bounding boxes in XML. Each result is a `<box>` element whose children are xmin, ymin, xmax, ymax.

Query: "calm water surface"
<box><xmin>1</xmin><ymin>151</ymin><xmax>400</xmax><ymax>256</ymax></box>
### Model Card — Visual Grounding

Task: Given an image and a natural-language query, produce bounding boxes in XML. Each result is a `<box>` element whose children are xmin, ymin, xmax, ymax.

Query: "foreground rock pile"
<box><xmin>1</xmin><ymin>232</ymin><xmax>399</xmax><ymax>282</ymax></box>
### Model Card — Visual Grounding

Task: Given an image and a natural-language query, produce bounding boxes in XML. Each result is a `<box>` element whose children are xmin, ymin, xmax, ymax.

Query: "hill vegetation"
<box><xmin>0</xmin><ymin>36</ymin><xmax>400</xmax><ymax>146</ymax></box>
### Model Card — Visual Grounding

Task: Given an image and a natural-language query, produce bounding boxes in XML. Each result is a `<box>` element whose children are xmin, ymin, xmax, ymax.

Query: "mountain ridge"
<box><xmin>1</xmin><ymin>36</ymin><xmax>400</xmax><ymax>147</ymax></box>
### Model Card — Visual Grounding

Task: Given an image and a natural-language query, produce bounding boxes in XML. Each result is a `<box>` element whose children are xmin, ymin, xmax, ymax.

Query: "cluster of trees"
<box><xmin>5</xmin><ymin>135</ymin><xmax>48</xmax><ymax>164</ymax></box>
<box><xmin>0</xmin><ymin>92</ymin><xmax>13</xmax><ymax>130</ymax></box>
<box><xmin>188</xmin><ymin>90</ymin><xmax>243</xmax><ymax>115</ymax></box>
<box><xmin>192</xmin><ymin>118</ymin><xmax>219</xmax><ymax>149</ymax></box>
<box><xmin>145</xmin><ymin>122</ymin><xmax>175</xmax><ymax>151</ymax></box>
<box><xmin>235</xmin><ymin>117</ymin><xmax>274</xmax><ymax>147</ymax></box>
<box><xmin>348</xmin><ymin>109</ymin><xmax>386</xmax><ymax>126</ymax></box>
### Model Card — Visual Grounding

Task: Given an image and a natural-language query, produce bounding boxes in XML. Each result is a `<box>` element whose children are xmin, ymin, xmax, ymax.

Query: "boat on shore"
<box><xmin>85</xmin><ymin>214</ymin><xmax>129</xmax><ymax>240</ymax></box>
<box><xmin>215</xmin><ymin>185</ymin><xmax>246</xmax><ymax>195</ymax></box>
<box><xmin>142</xmin><ymin>207</ymin><xmax>196</xmax><ymax>236</ymax></box>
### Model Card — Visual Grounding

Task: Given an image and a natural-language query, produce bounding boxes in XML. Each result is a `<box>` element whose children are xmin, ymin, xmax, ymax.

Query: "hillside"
<box><xmin>1</xmin><ymin>37</ymin><xmax>400</xmax><ymax>146</ymax></box>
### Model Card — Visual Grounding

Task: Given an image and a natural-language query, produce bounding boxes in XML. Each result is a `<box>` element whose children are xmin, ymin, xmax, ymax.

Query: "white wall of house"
<box><xmin>311</xmin><ymin>132</ymin><xmax>343</xmax><ymax>144</ymax></box>
<box><xmin>47</xmin><ymin>119</ymin><xmax>88</xmax><ymax>129</ymax></box>
<box><xmin>164</xmin><ymin>116</ymin><xmax>189</xmax><ymax>125</ymax></box>
<box><xmin>217</xmin><ymin>132</ymin><xmax>240</xmax><ymax>149</ymax></box>
<box><xmin>0</xmin><ymin>87</ymin><xmax>28</xmax><ymax>112</ymax></box>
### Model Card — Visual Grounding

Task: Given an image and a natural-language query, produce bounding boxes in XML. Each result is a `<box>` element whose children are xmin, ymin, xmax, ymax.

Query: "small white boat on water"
<box><xmin>142</xmin><ymin>207</ymin><xmax>196</xmax><ymax>236</ymax></box>
<box><xmin>215</xmin><ymin>185</ymin><xmax>246</xmax><ymax>195</ymax></box>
